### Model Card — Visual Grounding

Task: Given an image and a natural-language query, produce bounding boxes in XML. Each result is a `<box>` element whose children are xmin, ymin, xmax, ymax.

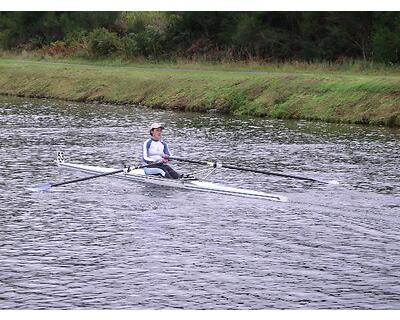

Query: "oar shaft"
<box><xmin>221</xmin><ymin>164</ymin><xmax>326</xmax><ymax>183</ymax></box>
<box><xmin>50</xmin><ymin>163</ymin><xmax>153</xmax><ymax>188</ymax></box>
<box><xmin>29</xmin><ymin>162</ymin><xmax>164</xmax><ymax>192</ymax></box>
<box><xmin>171</xmin><ymin>156</ymin><xmax>329</xmax><ymax>184</ymax></box>
<box><xmin>170</xmin><ymin>156</ymin><xmax>209</xmax><ymax>166</ymax></box>
<box><xmin>51</xmin><ymin>169</ymin><xmax>124</xmax><ymax>187</ymax></box>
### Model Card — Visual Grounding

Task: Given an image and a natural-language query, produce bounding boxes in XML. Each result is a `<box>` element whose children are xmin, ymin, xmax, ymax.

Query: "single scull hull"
<box><xmin>57</xmin><ymin>161</ymin><xmax>288</xmax><ymax>202</ymax></box>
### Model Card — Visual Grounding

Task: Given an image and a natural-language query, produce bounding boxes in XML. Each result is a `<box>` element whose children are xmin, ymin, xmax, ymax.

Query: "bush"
<box><xmin>0</xmin><ymin>30</ymin><xmax>15</xmax><ymax>50</ymax></box>
<box><xmin>87</xmin><ymin>27</ymin><xmax>120</xmax><ymax>57</ymax></box>
<box><xmin>371</xmin><ymin>27</ymin><xmax>400</xmax><ymax>63</ymax></box>
<box><xmin>120</xmin><ymin>35</ymin><xmax>140</xmax><ymax>58</ymax></box>
<box><xmin>41</xmin><ymin>41</ymin><xmax>67</xmax><ymax>56</ymax></box>
<box><xmin>133</xmin><ymin>25</ymin><xmax>166</xmax><ymax>59</ymax></box>
<box><xmin>118</xmin><ymin>12</ymin><xmax>171</xmax><ymax>34</ymax></box>
<box><xmin>64</xmin><ymin>31</ymin><xmax>89</xmax><ymax>57</ymax></box>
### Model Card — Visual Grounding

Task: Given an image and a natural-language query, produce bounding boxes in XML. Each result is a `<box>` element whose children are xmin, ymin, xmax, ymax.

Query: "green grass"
<box><xmin>0</xmin><ymin>57</ymin><xmax>399</xmax><ymax>127</ymax></box>
<box><xmin>3</xmin><ymin>50</ymin><xmax>400</xmax><ymax>76</ymax></box>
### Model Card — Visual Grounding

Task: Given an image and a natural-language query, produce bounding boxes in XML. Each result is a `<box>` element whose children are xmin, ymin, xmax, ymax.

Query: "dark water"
<box><xmin>1</xmin><ymin>96</ymin><xmax>399</xmax><ymax>309</ymax></box>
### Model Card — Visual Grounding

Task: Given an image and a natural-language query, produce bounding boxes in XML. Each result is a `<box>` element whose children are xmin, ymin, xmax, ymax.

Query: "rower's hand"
<box><xmin>162</xmin><ymin>154</ymin><xmax>170</xmax><ymax>163</ymax></box>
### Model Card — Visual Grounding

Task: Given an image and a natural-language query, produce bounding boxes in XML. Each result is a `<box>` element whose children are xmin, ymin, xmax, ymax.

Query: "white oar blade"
<box><xmin>26</xmin><ymin>183</ymin><xmax>53</xmax><ymax>192</ymax></box>
<box><xmin>328</xmin><ymin>180</ymin><xmax>340</xmax><ymax>185</ymax></box>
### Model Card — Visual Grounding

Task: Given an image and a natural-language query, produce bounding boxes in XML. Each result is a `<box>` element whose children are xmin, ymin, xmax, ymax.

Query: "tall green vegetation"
<box><xmin>0</xmin><ymin>12</ymin><xmax>119</xmax><ymax>49</ymax></box>
<box><xmin>1</xmin><ymin>12</ymin><xmax>400</xmax><ymax>64</ymax></box>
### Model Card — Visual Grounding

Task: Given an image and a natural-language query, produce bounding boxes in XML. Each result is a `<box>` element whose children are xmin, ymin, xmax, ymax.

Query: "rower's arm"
<box><xmin>162</xmin><ymin>141</ymin><xmax>171</xmax><ymax>157</ymax></box>
<box><xmin>143</xmin><ymin>139</ymin><xmax>155</xmax><ymax>163</ymax></box>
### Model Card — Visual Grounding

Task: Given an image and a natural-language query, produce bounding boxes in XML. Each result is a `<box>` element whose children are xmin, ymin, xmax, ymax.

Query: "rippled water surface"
<box><xmin>1</xmin><ymin>96</ymin><xmax>399</xmax><ymax>309</ymax></box>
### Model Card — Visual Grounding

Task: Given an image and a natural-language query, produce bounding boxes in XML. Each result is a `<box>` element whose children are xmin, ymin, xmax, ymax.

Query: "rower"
<box><xmin>142</xmin><ymin>123</ymin><xmax>181</xmax><ymax>179</ymax></box>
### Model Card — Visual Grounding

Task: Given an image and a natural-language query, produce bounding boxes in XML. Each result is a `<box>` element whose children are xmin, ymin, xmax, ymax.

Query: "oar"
<box><xmin>170</xmin><ymin>156</ymin><xmax>339</xmax><ymax>185</ymax></box>
<box><xmin>27</xmin><ymin>163</ymin><xmax>150</xmax><ymax>192</ymax></box>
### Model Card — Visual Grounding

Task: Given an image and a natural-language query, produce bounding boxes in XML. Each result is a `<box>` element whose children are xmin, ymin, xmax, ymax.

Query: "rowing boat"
<box><xmin>55</xmin><ymin>152</ymin><xmax>288</xmax><ymax>202</ymax></box>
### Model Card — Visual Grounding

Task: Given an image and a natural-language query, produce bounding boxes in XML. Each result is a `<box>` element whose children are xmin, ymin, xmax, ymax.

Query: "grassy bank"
<box><xmin>0</xmin><ymin>58</ymin><xmax>399</xmax><ymax>126</ymax></box>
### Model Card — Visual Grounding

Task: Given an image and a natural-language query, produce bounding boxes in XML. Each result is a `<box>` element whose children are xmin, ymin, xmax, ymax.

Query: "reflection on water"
<box><xmin>0</xmin><ymin>96</ymin><xmax>399</xmax><ymax>309</ymax></box>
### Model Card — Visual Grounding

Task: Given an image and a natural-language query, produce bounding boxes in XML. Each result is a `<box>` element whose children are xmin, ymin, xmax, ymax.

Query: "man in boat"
<box><xmin>142</xmin><ymin>123</ymin><xmax>181</xmax><ymax>179</ymax></box>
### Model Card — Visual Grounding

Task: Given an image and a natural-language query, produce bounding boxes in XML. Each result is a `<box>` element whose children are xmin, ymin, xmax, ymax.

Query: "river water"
<box><xmin>0</xmin><ymin>96</ymin><xmax>399</xmax><ymax>309</ymax></box>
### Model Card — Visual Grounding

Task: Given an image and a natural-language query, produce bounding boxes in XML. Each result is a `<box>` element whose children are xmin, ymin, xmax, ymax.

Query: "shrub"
<box><xmin>120</xmin><ymin>35</ymin><xmax>140</xmax><ymax>58</ymax></box>
<box><xmin>42</xmin><ymin>41</ymin><xmax>67</xmax><ymax>56</ymax></box>
<box><xmin>133</xmin><ymin>25</ymin><xmax>166</xmax><ymax>59</ymax></box>
<box><xmin>371</xmin><ymin>27</ymin><xmax>400</xmax><ymax>63</ymax></box>
<box><xmin>87</xmin><ymin>27</ymin><xmax>120</xmax><ymax>57</ymax></box>
<box><xmin>64</xmin><ymin>31</ymin><xmax>89</xmax><ymax>57</ymax></box>
<box><xmin>0</xmin><ymin>30</ymin><xmax>15</xmax><ymax>50</ymax></box>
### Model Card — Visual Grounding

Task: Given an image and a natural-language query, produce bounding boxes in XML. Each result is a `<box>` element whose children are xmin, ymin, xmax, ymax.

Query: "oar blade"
<box><xmin>26</xmin><ymin>183</ymin><xmax>53</xmax><ymax>192</ymax></box>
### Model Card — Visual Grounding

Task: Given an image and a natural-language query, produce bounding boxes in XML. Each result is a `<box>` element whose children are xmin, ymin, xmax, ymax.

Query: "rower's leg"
<box><xmin>144</xmin><ymin>167</ymin><xmax>166</xmax><ymax>177</ymax></box>
<box><xmin>144</xmin><ymin>163</ymin><xmax>179</xmax><ymax>179</ymax></box>
<box><xmin>162</xmin><ymin>171</ymin><xmax>173</xmax><ymax>179</ymax></box>
<box><xmin>162</xmin><ymin>165</ymin><xmax>180</xmax><ymax>179</ymax></box>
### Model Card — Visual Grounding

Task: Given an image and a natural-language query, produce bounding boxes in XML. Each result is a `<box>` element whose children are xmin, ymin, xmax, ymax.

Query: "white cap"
<box><xmin>150</xmin><ymin>123</ymin><xmax>165</xmax><ymax>130</ymax></box>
